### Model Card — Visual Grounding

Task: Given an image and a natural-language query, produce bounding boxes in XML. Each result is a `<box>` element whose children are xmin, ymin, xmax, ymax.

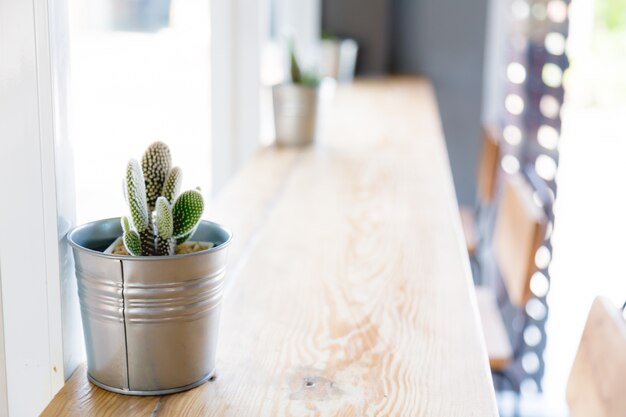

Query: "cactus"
<box><xmin>161</xmin><ymin>166</ymin><xmax>182</xmax><ymax>204</ymax></box>
<box><xmin>173</xmin><ymin>190</ymin><xmax>204</xmax><ymax>238</ymax></box>
<box><xmin>142</xmin><ymin>141</ymin><xmax>171</xmax><ymax>212</ymax></box>
<box><xmin>125</xmin><ymin>159</ymin><xmax>154</xmax><ymax>255</ymax></box>
<box><xmin>155</xmin><ymin>196</ymin><xmax>176</xmax><ymax>256</ymax></box>
<box><xmin>289</xmin><ymin>40</ymin><xmax>302</xmax><ymax>85</ymax></box>
<box><xmin>121</xmin><ymin>142</ymin><xmax>204</xmax><ymax>256</ymax></box>
<box><xmin>289</xmin><ymin>40</ymin><xmax>321</xmax><ymax>87</ymax></box>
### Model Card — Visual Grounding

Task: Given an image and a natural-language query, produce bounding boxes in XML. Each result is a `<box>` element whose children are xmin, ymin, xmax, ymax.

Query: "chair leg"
<box><xmin>470</xmin><ymin>254</ymin><xmax>481</xmax><ymax>285</ymax></box>
<box><xmin>493</xmin><ymin>370</ymin><xmax>522</xmax><ymax>417</ymax></box>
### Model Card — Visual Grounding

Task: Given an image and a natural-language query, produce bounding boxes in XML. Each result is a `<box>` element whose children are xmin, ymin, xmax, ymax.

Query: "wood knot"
<box><xmin>288</xmin><ymin>371</ymin><xmax>342</xmax><ymax>401</ymax></box>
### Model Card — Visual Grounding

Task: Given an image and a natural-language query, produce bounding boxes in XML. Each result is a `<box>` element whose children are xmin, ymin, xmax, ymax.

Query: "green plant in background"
<box><xmin>597</xmin><ymin>0</ymin><xmax>626</xmax><ymax>32</ymax></box>
<box><xmin>122</xmin><ymin>142</ymin><xmax>204</xmax><ymax>256</ymax></box>
<box><xmin>289</xmin><ymin>40</ymin><xmax>321</xmax><ymax>87</ymax></box>
<box><xmin>321</xmin><ymin>31</ymin><xmax>338</xmax><ymax>41</ymax></box>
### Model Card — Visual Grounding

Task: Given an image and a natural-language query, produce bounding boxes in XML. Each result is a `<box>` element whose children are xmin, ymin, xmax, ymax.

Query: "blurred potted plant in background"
<box><xmin>272</xmin><ymin>41</ymin><xmax>321</xmax><ymax>146</ymax></box>
<box><xmin>320</xmin><ymin>32</ymin><xmax>359</xmax><ymax>83</ymax></box>
<box><xmin>67</xmin><ymin>142</ymin><xmax>232</xmax><ymax>395</ymax></box>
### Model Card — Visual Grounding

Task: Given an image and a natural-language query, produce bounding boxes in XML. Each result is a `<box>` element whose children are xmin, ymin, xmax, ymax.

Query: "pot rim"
<box><xmin>272</xmin><ymin>82</ymin><xmax>321</xmax><ymax>90</ymax></box>
<box><xmin>66</xmin><ymin>217</ymin><xmax>233</xmax><ymax>261</ymax></box>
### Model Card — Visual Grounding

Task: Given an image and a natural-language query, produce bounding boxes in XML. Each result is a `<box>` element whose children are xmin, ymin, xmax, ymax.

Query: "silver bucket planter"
<box><xmin>272</xmin><ymin>84</ymin><xmax>320</xmax><ymax>146</ymax></box>
<box><xmin>67</xmin><ymin>218</ymin><xmax>232</xmax><ymax>395</ymax></box>
<box><xmin>320</xmin><ymin>39</ymin><xmax>358</xmax><ymax>83</ymax></box>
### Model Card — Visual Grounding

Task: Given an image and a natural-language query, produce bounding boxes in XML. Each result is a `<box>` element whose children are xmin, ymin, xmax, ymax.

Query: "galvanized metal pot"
<box><xmin>272</xmin><ymin>83</ymin><xmax>320</xmax><ymax>146</ymax></box>
<box><xmin>320</xmin><ymin>39</ymin><xmax>358</xmax><ymax>83</ymax></box>
<box><xmin>67</xmin><ymin>218</ymin><xmax>232</xmax><ymax>395</ymax></box>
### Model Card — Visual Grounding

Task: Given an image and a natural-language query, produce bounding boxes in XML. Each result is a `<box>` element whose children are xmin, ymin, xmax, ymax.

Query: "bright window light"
<box><xmin>535</xmin><ymin>154</ymin><xmax>558</xmax><ymax>181</ymax></box>
<box><xmin>540</xmin><ymin>94</ymin><xmax>561</xmax><ymax>118</ymax></box>
<box><xmin>545</xmin><ymin>32</ymin><xmax>566</xmax><ymax>55</ymax></box>
<box><xmin>530</xmin><ymin>271</ymin><xmax>550</xmax><ymax>297</ymax></box>
<box><xmin>501</xmin><ymin>154</ymin><xmax>521</xmax><ymax>174</ymax></box>
<box><xmin>535</xmin><ymin>246</ymin><xmax>552</xmax><ymax>269</ymax></box>
<box><xmin>507</xmin><ymin>62</ymin><xmax>527</xmax><ymax>84</ymax></box>
<box><xmin>537</xmin><ymin>125</ymin><xmax>560</xmax><ymax>150</ymax></box>
<box><xmin>503</xmin><ymin>125</ymin><xmax>523</xmax><ymax>145</ymax></box>
<box><xmin>542</xmin><ymin>63</ymin><xmax>563</xmax><ymax>88</ymax></box>
<box><xmin>505</xmin><ymin>93</ymin><xmax>525</xmax><ymax>115</ymax></box>
<box><xmin>547</xmin><ymin>0</ymin><xmax>568</xmax><ymax>23</ymax></box>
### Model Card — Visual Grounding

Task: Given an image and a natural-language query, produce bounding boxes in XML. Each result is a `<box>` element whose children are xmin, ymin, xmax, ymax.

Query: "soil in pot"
<box><xmin>109</xmin><ymin>238</ymin><xmax>214</xmax><ymax>256</ymax></box>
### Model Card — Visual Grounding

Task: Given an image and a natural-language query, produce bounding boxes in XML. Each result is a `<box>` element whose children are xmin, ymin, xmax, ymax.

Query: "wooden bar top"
<box><xmin>42</xmin><ymin>78</ymin><xmax>498</xmax><ymax>417</ymax></box>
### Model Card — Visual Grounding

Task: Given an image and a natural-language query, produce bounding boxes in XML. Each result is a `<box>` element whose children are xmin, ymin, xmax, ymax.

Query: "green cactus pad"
<box><xmin>121</xmin><ymin>216</ymin><xmax>132</xmax><ymax>234</ymax></box>
<box><xmin>173</xmin><ymin>190</ymin><xmax>204</xmax><ymax>237</ymax></box>
<box><xmin>155</xmin><ymin>197</ymin><xmax>173</xmax><ymax>239</ymax></box>
<box><xmin>126</xmin><ymin>159</ymin><xmax>149</xmax><ymax>232</ymax></box>
<box><xmin>156</xmin><ymin>236</ymin><xmax>176</xmax><ymax>256</ymax></box>
<box><xmin>161</xmin><ymin>167</ymin><xmax>182</xmax><ymax>204</ymax></box>
<box><xmin>142</xmin><ymin>141</ymin><xmax>171</xmax><ymax>211</ymax></box>
<box><xmin>176</xmin><ymin>229</ymin><xmax>194</xmax><ymax>245</ymax></box>
<box><xmin>123</xmin><ymin>230</ymin><xmax>142</xmax><ymax>256</ymax></box>
<box><xmin>289</xmin><ymin>41</ymin><xmax>302</xmax><ymax>84</ymax></box>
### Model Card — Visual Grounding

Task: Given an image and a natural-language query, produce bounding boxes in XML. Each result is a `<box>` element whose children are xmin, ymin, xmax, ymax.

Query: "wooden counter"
<box><xmin>41</xmin><ymin>78</ymin><xmax>498</xmax><ymax>417</ymax></box>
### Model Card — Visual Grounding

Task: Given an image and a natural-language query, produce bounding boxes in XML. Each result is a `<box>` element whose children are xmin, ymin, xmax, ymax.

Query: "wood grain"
<box><xmin>493</xmin><ymin>173</ymin><xmax>547</xmax><ymax>307</ymax></box>
<box><xmin>39</xmin><ymin>365</ymin><xmax>160</xmax><ymax>417</ymax></box>
<box><xmin>40</xmin><ymin>78</ymin><xmax>497</xmax><ymax>417</ymax></box>
<box><xmin>475</xmin><ymin>287</ymin><xmax>512</xmax><ymax>370</ymax></box>
<box><xmin>567</xmin><ymin>297</ymin><xmax>626</xmax><ymax>417</ymax></box>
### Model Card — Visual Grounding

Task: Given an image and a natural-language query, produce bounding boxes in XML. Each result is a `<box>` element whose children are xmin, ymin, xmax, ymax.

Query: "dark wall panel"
<box><xmin>321</xmin><ymin>0</ymin><xmax>392</xmax><ymax>74</ymax></box>
<box><xmin>322</xmin><ymin>0</ymin><xmax>488</xmax><ymax>204</ymax></box>
<box><xmin>392</xmin><ymin>0</ymin><xmax>488</xmax><ymax>205</ymax></box>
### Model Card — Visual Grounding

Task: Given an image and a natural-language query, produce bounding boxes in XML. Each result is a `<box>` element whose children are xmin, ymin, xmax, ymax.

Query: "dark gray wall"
<box><xmin>321</xmin><ymin>0</ymin><xmax>488</xmax><ymax>204</ymax></box>
<box><xmin>321</xmin><ymin>0</ymin><xmax>392</xmax><ymax>74</ymax></box>
<box><xmin>392</xmin><ymin>0</ymin><xmax>488</xmax><ymax>205</ymax></box>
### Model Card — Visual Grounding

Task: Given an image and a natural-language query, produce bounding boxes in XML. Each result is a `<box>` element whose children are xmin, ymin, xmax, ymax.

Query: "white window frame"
<box><xmin>0</xmin><ymin>0</ymin><xmax>69</xmax><ymax>415</ymax></box>
<box><xmin>211</xmin><ymin>0</ymin><xmax>263</xmax><ymax>194</ymax></box>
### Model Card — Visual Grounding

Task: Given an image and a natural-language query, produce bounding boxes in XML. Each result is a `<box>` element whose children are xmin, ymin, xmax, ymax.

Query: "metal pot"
<box><xmin>320</xmin><ymin>39</ymin><xmax>358</xmax><ymax>83</ymax></box>
<box><xmin>67</xmin><ymin>218</ymin><xmax>232</xmax><ymax>395</ymax></box>
<box><xmin>272</xmin><ymin>83</ymin><xmax>320</xmax><ymax>146</ymax></box>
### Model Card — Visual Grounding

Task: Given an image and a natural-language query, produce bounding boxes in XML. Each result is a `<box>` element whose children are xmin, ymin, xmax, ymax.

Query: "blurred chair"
<box><xmin>567</xmin><ymin>297</ymin><xmax>626</xmax><ymax>417</ymax></box>
<box><xmin>476</xmin><ymin>173</ymin><xmax>547</xmax><ymax>373</ymax></box>
<box><xmin>460</xmin><ymin>125</ymin><xmax>500</xmax><ymax>273</ymax></box>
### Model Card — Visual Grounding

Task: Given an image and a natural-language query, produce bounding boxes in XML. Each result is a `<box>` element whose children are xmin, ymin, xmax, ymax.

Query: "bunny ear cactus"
<box><xmin>142</xmin><ymin>141</ymin><xmax>172</xmax><ymax>212</ymax></box>
<box><xmin>161</xmin><ymin>166</ymin><xmax>182</xmax><ymax>204</ymax></box>
<box><xmin>155</xmin><ymin>196</ymin><xmax>176</xmax><ymax>256</ymax></box>
<box><xmin>173</xmin><ymin>190</ymin><xmax>204</xmax><ymax>239</ymax></box>
<box><xmin>121</xmin><ymin>142</ymin><xmax>205</xmax><ymax>256</ymax></box>
<box><xmin>125</xmin><ymin>159</ymin><xmax>155</xmax><ymax>255</ymax></box>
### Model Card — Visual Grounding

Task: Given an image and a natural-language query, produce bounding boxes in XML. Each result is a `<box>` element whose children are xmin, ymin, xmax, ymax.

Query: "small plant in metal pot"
<box><xmin>67</xmin><ymin>142</ymin><xmax>232</xmax><ymax>396</ymax></box>
<box><xmin>272</xmin><ymin>41</ymin><xmax>322</xmax><ymax>146</ymax></box>
<box><xmin>112</xmin><ymin>142</ymin><xmax>208</xmax><ymax>256</ymax></box>
<box><xmin>320</xmin><ymin>32</ymin><xmax>358</xmax><ymax>83</ymax></box>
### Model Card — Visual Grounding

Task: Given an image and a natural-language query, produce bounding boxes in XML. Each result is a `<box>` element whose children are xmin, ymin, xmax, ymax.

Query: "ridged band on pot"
<box><xmin>67</xmin><ymin>218</ymin><xmax>232</xmax><ymax>395</ymax></box>
<box><xmin>272</xmin><ymin>83</ymin><xmax>320</xmax><ymax>146</ymax></box>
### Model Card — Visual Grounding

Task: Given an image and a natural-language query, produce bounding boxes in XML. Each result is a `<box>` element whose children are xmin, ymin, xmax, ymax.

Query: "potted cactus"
<box><xmin>320</xmin><ymin>32</ymin><xmax>358</xmax><ymax>83</ymax></box>
<box><xmin>106</xmin><ymin>142</ymin><xmax>209</xmax><ymax>256</ymax></box>
<box><xmin>272</xmin><ymin>42</ymin><xmax>322</xmax><ymax>146</ymax></box>
<box><xmin>67</xmin><ymin>142</ymin><xmax>232</xmax><ymax>396</ymax></box>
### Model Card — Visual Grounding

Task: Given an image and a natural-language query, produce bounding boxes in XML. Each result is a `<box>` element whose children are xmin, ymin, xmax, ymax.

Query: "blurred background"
<box><xmin>64</xmin><ymin>0</ymin><xmax>626</xmax><ymax>415</ymax></box>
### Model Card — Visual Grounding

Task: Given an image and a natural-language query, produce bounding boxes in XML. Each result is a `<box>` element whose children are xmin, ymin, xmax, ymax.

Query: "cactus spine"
<box><xmin>121</xmin><ymin>142</ymin><xmax>204</xmax><ymax>256</ymax></box>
